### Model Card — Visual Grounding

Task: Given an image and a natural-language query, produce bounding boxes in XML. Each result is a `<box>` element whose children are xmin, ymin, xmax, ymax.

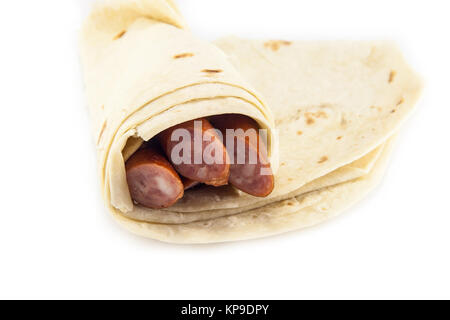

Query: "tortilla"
<box><xmin>115</xmin><ymin>137</ymin><xmax>396</xmax><ymax>243</ymax></box>
<box><xmin>80</xmin><ymin>0</ymin><xmax>277</xmax><ymax>214</ymax></box>
<box><xmin>80</xmin><ymin>0</ymin><xmax>422</xmax><ymax>243</ymax></box>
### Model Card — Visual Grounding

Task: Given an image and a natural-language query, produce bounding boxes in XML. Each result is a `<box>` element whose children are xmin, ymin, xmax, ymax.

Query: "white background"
<box><xmin>0</xmin><ymin>0</ymin><xmax>448</xmax><ymax>300</ymax></box>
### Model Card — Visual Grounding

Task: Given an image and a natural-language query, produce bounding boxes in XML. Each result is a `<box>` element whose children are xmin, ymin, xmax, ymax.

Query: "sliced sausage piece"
<box><xmin>209</xmin><ymin>114</ymin><xmax>274</xmax><ymax>197</ymax></box>
<box><xmin>125</xmin><ymin>145</ymin><xmax>184</xmax><ymax>209</ymax></box>
<box><xmin>158</xmin><ymin>118</ymin><xmax>230</xmax><ymax>187</ymax></box>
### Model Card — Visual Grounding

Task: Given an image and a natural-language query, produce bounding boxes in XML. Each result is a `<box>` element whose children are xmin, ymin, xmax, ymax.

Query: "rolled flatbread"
<box><xmin>80</xmin><ymin>0</ymin><xmax>422</xmax><ymax>243</ymax></box>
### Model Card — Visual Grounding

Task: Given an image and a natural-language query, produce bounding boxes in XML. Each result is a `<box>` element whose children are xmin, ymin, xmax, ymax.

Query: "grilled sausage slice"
<box><xmin>158</xmin><ymin>118</ymin><xmax>230</xmax><ymax>186</ymax></box>
<box><xmin>125</xmin><ymin>146</ymin><xmax>184</xmax><ymax>209</ymax></box>
<box><xmin>210</xmin><ymin>114</ymin><xmax>274</xmax><ymax>197</ymax></box>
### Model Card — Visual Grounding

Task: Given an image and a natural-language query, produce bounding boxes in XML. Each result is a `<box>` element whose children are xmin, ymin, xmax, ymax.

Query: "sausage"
<box><xmin>158</xmin><ymin>118</ymin><xmax>230</xmax><ymax>186</ymax></box>
<box><xmin>125</xmin><ymin>145</ymin><xmax>184</xmax><ymax>209</ymax></box>
<box><xmin>209</xmin><ymin>114</ymin><xmax>274</xmax><ymax>197</ymax></box>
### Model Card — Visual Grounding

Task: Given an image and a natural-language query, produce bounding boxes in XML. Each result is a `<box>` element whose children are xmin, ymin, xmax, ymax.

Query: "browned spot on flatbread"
<box><xmin>337</xmin><ymin>136</ymin><xmax>343</xmax><ymax>140</ymax></box>
<box><xmin>388</xmin><ymin>70</ymin><xmax>397</xmax><ymax>83</ymax></box>
<box><xmin>297</xmin><ymin>130</ymin><xmax>303</xmax><ymax>136</ymax></box>
<box><xmin>113</xmin><ymin>30</ymin><xmax>126</xmax><ymax>40</ymax></box>
<box><xmin>202</xmin><ymin>69</ymin><xmax>223</xmax><ymax>74</ymax></box>
<box><xmin>174</xmin><ymin>53</ymin><xmax>194</xmax><ymax>59</ymax></box>
<box><xmin>370</xmin><ymin>106</ymin><xmax>383</xmax><ymax>112</ymax></box>
<box><xmin>390</xmin><ymin>97</ymin><xmax>405</xmax><ymax>114</ymax></box>
<box><xmin>305</xmin><ymin>110</ymin><xmax>328</xmax><ymax>125</ymax></box>
<box><xmin>306</xmin><ymin>111</ymin><xmax>328</xmax><ymax>119</ymax></box>
<box><xmin>97</xmin><ymin>120</ymin><xmax>107</xmax><ymax>145</ymax></box>
<box><xmin>340</xmin><ymin>115</ymin><xmax>348</xmax><ymax>128</ymax></box>
<box><xmin>318</xmin><ymin>156</ymin><xmax>329</xmax><ymax>164</ymax></box>
<box><xmin>264</xmin><ymin>40</ymin><xmax>292</xmax><ymax>51</ymax></box>
<box><xmin>101</xmin><ymin>105</ymin><xmax>105</xmax><ymax>111</ymax></box>
<box><xmin>316</xmin><ymin>111</ymin><xmax>328</xmax><ymax>118</ymax></box>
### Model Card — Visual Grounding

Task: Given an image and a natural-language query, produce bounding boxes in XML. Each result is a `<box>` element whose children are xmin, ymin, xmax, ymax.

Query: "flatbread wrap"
<box><xmin>80</xmin><ymin>0</ymin><xmax>422</xmax><ymax>243</ymax></box>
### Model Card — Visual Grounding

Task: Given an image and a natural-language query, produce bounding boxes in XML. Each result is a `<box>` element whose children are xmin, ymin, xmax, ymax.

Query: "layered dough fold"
<box><xmin>81</xmin><ymin>0</ymin><xmax>422</xmax><ymax>243</ymax></box>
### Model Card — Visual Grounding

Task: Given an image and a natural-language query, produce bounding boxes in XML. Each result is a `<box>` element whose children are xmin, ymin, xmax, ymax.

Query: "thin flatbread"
<box><xmin>80</xmin><ymin>0</ymin><xmax>422</xmax><ymax>243</ymax></box>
